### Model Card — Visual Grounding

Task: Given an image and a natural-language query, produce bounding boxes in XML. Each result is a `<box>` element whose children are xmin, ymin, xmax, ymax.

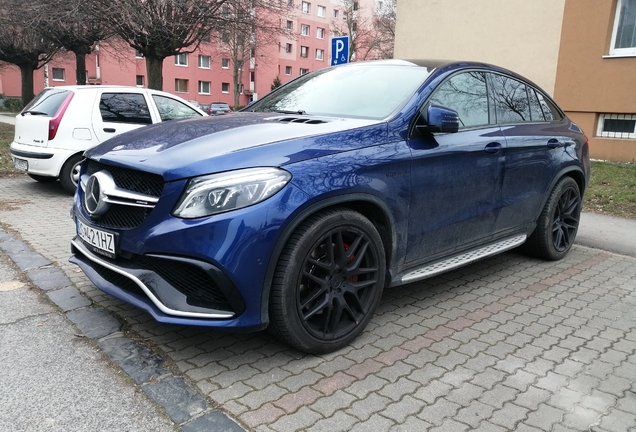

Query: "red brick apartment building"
<box><xmin>0</xmin><ymin>0</ymin><xmax>378</xmax><ymax>109</ymax></box>
<box><xmin>394</xmin><ymin>0</ymin><xmax>636</xmax><ymax>163</ymax></box>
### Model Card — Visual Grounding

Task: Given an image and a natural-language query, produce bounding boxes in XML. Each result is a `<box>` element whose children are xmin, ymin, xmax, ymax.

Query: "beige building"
<box><xmin>394</xmin><ymin>0</ymin><xmax>636</xmax><ymax>163</ymax></box>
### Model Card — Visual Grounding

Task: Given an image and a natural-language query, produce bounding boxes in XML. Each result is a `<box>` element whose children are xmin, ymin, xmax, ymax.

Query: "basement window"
<box><xmin>597</xmin><ymin>113</ymin><xmax>636</xmax><ymax>139</ymax></box>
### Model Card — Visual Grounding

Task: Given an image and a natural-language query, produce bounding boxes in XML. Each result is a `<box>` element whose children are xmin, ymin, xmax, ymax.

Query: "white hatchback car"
<box><xmin>10</xmin><ymin>85</ymin><xmax>206</xmax><ymax>193</ymax></box>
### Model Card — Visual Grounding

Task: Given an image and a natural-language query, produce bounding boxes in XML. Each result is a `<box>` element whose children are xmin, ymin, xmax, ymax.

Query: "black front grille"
<box><xmin>131</xmin><ymin>255</ymin><xmax>232</xmax><ymax>311</ymax></box>
<box><xmin>92</xmin><ymin>263</ymin><xmax>146</xmax><ymax>298</ymax></box>
<box><xmin>85</xmin><ymin>159</ymin><xmax>165</xmax><ymax>229</ymax></box>
<box><xmin>96</xmin><ymin>205</ymin><xmax>152</xmax><ymax>229</ymax></box>
<box><xmin>86</xmin><ymin>159</ymin><xmax>164</xmax><ymax>197</ymax></box>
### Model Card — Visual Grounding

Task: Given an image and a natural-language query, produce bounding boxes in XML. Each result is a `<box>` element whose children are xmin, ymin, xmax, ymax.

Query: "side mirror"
<box><xmin>416</xmin><ymin>105</ymin><xmax>460</xmax><ymax>134</ymax></box>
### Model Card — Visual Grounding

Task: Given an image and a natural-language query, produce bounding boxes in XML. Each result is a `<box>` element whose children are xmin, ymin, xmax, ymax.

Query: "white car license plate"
<box><xmin>77</xmin><ymin>219</ymin><xmax>116</xmax><ymax>257</ymax></box>
<box><xmin>13</xmin><ymin>157</ymin><xmax>28</xmax><ymax>171</ymax></box>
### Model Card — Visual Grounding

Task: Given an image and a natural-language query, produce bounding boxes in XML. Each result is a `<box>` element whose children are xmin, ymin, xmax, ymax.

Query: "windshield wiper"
<box><xmin>273</xmin><ymin>109</ymin><xmax>309</xmax><ymax>115</ymax></box>
<box><xmin>21</xmin><ymin>110</ymin><xmax>48</xmax><ymax>116</ymax></box>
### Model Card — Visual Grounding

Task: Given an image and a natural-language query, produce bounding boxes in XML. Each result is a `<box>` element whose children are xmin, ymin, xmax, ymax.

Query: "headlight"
<box><xmin>172</xmin><ymin>167</ymin><xmax>292</xmax><ymax>218</ymax></box>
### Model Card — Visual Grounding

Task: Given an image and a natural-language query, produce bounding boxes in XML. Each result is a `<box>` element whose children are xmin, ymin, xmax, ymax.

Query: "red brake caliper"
<box><xmin>344</xmin><ymin>244</ymin><xmax>358</xmax><ymax>283</ymax></box>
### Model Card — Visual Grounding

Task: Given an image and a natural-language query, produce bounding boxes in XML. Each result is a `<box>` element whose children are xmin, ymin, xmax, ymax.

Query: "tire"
<box><xmin>524</xmin><ymin>177</ymin><xmax>581</xmax><ymax>260</ymax></box>
<box><xmin>28</xmin><ymin>174</ymin><xmax>57</xmax><ymax>183</ymax></box>
<box><xmin>59</xmin><ymin>154</ymin><xmax>84</xmax><ymax>195</ymax></box>
<box><xmin>269</xmin><ymin>209</ymin><xmax>386</xmax><ymax>354</ymax></box>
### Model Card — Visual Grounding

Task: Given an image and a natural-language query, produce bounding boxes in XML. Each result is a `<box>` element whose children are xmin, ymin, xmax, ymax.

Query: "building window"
<box><xmin>201</xmin><ymin>33</ymin><xmax>211</xmax><ymax>44</ymax></box>
<box><xmin>198</xmin><ymin>55</ymin><xmax>211</xmax><ymax>69</ymax></box>
<box><xmin>302</xmin><ymin>1</ymin><xmax>310</xmax><ymax>14</ymax></box>
<box><xmin>598</xmin><ymin>113</ymin><xmax>636</xmax><ymax>139</ymax></box>
<box><xmin>136</xmin><ymin>75</ymin><xmax>144</xmax><ymax>87</ymax></box>
<box><xmin>175</xmin><ymin>53</ymin><xmax>188</xmax><ymax>66</ymax></box>
<box><xmin>333</xmin><ymin>9</ymin><xmax>339</xmax><ymax>18</ymax></box>
<box><xmin>175</xmin><ymin>79</ymin><xmax>188</xmax><ymax>93</ymax></box>
<box><xmin>199</xmin><ymin>81</ymin><xmax>211</xmax><ymax>94</ymax></box>
<box><xmin>222</xmin><ymin>82</ymin><xmax>230</xmax><ymax>93</ymax></box>
<box><xmin>287</xmin><ymin>0</ymin><xmax>293</xmax><ymax>6</ymax></box>
<box><xmin>343</xmin><ymin>12</ymin><xmax>348</xmax><ymax>20</ymax></box>
<box><xmin>315</xmin><ymin>49</ymin><xmax>324</xmax><ymax>60</ymax></box>
<box><xmin>317</xmin><ymin>5</ymin><xmax>326</xmax><ymax>17</ymax></box>
<box><xmin>285</xmin><ymin>43</ymin><xmax>293</xmax><ymax>53</ymax></box>
<box><xmin>610</xmin><ymin>0</ymin><xmax>636</xmax><ymax>56</ymax></box>
<box><xmin>352</xmin><ymin>21</ymin><xmax>357</xmax><ymax>31</ymax></box>
<box><xmin>353</xmin><ymin>1</ymin><xmax>358</xmax><ymax>11</ymax></box>
<box><xmin>301</xmin><ymin>24</ymin><xmax>310</xmax><ymax>36</ymax></box>
<box><xmin>300</xmin><ymin>68</ymin><xmax>309</xmax><ymax>75</ymax></box>
<box><xmin>317</xmin><ymin>27</ymin><xmax>325</xmax><ymax>39</ymax></box>
<box><xmin>135</xmin><ymin>50</ymin><xmax>144</xmax><ymax>58</ymax></box>
<box><xmin>52</xmin><ymin>68</ymin><xmax>65</xmax><ymax>81</ymax></box>
<box><xmin>285</xmin><ymin>66</ymin><xmax>292</xmax><ymax>75</ymax></box>
<box><xmin>300</xmin><ymin>46</ymin><xmax>308</xmax><ymax>58</ymax></box>
<box><xmin>222</xmin><ymin>58</ymin><xmax>230</xmax><ymax>68</ymax></box>
<box><xmin>286</xmin><ymin>20</ymin><xmax>293</xmax><ymax>30</ymax></box>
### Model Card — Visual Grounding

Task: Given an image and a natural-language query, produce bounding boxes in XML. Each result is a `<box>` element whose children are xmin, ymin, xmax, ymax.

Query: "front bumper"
<box><xmin>70</xmin><ymin>175</ymin><xmax>311</xmax><ymax>331</ymax></box>
<box><xmin>71</xmin><ymin>237</ymin><xmax>243</xmax><ymax>320</ymax></box>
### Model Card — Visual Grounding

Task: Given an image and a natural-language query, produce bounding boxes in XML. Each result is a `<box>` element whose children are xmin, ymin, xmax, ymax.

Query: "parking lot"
<box><xmin>1</xmin><ymin>175</ymin><xmax>634</xmax><ymax>432</ymax></box>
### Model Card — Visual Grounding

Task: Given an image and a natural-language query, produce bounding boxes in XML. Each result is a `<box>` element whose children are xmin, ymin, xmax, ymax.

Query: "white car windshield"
<box><xmin>247</xmin><ymin>64</ymin><xmax>431</xmax><ymax>120</ymax></box>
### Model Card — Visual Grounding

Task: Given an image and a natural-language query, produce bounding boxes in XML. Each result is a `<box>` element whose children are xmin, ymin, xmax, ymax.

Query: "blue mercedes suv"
<box><xmin>70</xmin><ymin>60</ymin><xmax>590</xmax><ymax>353</ymax></box>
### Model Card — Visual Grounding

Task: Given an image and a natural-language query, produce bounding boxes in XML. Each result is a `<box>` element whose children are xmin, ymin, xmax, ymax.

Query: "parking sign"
<box><xmin>331</xmin><ymin>36</ymin><xmax>350</xmax><ymax>66</ymax></box>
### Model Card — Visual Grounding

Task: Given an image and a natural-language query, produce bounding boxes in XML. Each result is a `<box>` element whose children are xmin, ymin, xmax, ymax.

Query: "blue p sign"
<box><xmin>331</xmin><ymin>36</ymin><xmax>350</xmax><ymax>66</ymax></box>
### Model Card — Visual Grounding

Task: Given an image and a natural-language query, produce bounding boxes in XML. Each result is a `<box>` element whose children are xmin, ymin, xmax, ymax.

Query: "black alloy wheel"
<box><xmin>551</xmin><ymin>184</ymin><xmax>581</xmax><ymax>253</ymax></box>
<box><xmin>524</xmin><ymin>176</ymin><xmax>582</xmax><ymax>260</ymax></box>
<box><xmin>269</xmin><ymin>209</ymin><xmax>386</xmax><ymax>354</ymax></box>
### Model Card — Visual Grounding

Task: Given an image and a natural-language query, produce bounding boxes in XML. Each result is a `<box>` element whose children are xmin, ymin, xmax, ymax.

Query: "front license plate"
<box><xmin>13</xmin><ymin>157</ymin><xmax>28</xmax><ymax>171</ymax></box>
<box><xmin>77</xmin><ymin>219</ymin><xmax>116</xmax><ymax>258</ymax></box>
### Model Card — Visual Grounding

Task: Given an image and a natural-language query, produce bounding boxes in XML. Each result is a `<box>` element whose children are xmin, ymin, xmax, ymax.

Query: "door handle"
<box><xmin>547</xmin><ymin>138</ymin><xmax>562</xmax><ymax>149</ymax></box>
<box><xmin>484</xmin><ymin>142</ymin><xmax>502</xmax><ymax>153</ymax></box>
<box><xmin>103</xmin><ymin>128</ymin><xmax>116</xmax><ymax>133</ymax></box>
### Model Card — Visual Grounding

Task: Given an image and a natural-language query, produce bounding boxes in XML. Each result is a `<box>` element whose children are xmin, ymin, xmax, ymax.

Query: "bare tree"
<box><xmin>0</xmin><ymin>0</ymin><xmax>59</xmax><ymax>105</ymax></box>
<box><xmin>331</xmin><ymin>0</ymin><xmax>395</xmax><ymax>62</ymax></box>
<box><xmin>95</xmin><ymin>0</ymin><xmax>230</xmax><ymax>90</ymax></box>
<box><xmin>36</xmin><ymin>0</ymin><xmax>112</xmax><ymax>85</ymax></box>
<box><xmin>371</xmin><ymin>0</ymin><xmax>396</xmax><ymax>59</ymax></box>
<box><xmin>215</xmin><ymin>0</ymin><xmax>291</xmax><ymax>108</ymax></box>
<box><xmin>331</xmin><ymin>0</ymin><xmax>375</xmax><ymax>62</ymax></box>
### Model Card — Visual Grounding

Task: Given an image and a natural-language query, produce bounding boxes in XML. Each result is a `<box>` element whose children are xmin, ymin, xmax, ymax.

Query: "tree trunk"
<box><xmin>75</xmin><ymin>51</ymin><xmax>87</xmax><ymax>85</ymax></box>
<box><xmin>20</xmin><ymin>63</ymin><xmax>35</xmax><ymax>107</ymax></box>
<box><xmin>146</xmin><ymin>56</ymin><xmax>164</xmax><ymax>90</ymax></box>
<box><xmin>233</xmin><ymin>62</ymin><xmax>242</xmax><ymax>109</ymax></box>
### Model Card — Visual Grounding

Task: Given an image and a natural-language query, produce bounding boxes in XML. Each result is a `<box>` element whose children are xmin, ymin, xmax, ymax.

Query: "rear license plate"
<box><xmin>13</xmin><ymin>157</ymin><xmax>28</xmax><ymax>171</ymax></box>
<box><xmin>77</xmin><ymin>219</ymin><xmax>116</xmax><ymax>258</ymax></box>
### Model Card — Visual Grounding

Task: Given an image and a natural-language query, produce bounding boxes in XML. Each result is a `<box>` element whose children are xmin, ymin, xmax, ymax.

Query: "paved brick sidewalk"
<box><xmin>1</xmin><ymin>176</ymin><xmax>635</xmax><ymax>432</ymax></box>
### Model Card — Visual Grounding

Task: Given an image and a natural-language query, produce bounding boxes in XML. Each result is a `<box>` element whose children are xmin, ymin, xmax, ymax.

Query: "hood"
<box><xmin>85</xmin><ymin>112</ymin><xmax>387</xmax><ymax>181</ymax></box>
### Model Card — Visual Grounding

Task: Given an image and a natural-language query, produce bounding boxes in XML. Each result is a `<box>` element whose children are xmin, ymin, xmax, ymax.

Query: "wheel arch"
<box><xmin>536</xmin><ymin>166</ymin><xmax>586</xmax><ymax>221</ymax></box>
<box><xmin>259</xmin><ymin>193</ymin><xmax>397</xmax><ymax>326</ymax></box>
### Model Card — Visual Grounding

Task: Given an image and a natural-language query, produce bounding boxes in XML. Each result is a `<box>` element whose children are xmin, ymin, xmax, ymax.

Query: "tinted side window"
<box><xmin>535</xmin><ymin>92</ymin><xmax>563</xmax><ymax>121</ymax></box>
<box><xmin>152</xmin><ymin>95</ymin><xmax>202</xmax><ymax>121</ymax></box>
<box><xmin>23</xmin><ymin>88</ymin><xmax>72</xmax><ymax>116</ymax></box>
<box><xmin>491</xmin><ymin>74</ymin><xmax>531</xmax><ymax>123</ymax></box>
<box><xmin>428</xmin><ymin>71</ymin><xmax>489</xmax><ymax>127</ymax></box>
<box><xmin>528</xmin><ymin>88</ymin><xmax>545</xmax><ymax>122</ymax></box>
<box><xmin>100</xmin><ymin>93</ymin><xmax>152</xmax><ymax>124</ymax></box>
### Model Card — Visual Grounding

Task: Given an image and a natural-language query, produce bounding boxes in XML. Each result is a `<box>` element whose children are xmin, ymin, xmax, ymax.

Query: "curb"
<box><xmin>0</xmin><ymin>227</ymin><xmax>247</xmax><ymax>432</ymax></box>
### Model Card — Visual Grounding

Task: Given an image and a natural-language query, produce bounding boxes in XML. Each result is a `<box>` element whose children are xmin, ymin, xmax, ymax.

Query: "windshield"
<box><xmin>246</xmin><ymin>64</ymin><xmax>431</xmax><ymax>120</ymax></box>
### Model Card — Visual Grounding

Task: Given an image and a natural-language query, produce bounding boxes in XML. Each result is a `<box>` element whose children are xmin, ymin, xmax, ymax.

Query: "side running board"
<box><xmin>400</xmin><ymin>234</ymin><xmax>527</xmax><ymax>284</ymax></box>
